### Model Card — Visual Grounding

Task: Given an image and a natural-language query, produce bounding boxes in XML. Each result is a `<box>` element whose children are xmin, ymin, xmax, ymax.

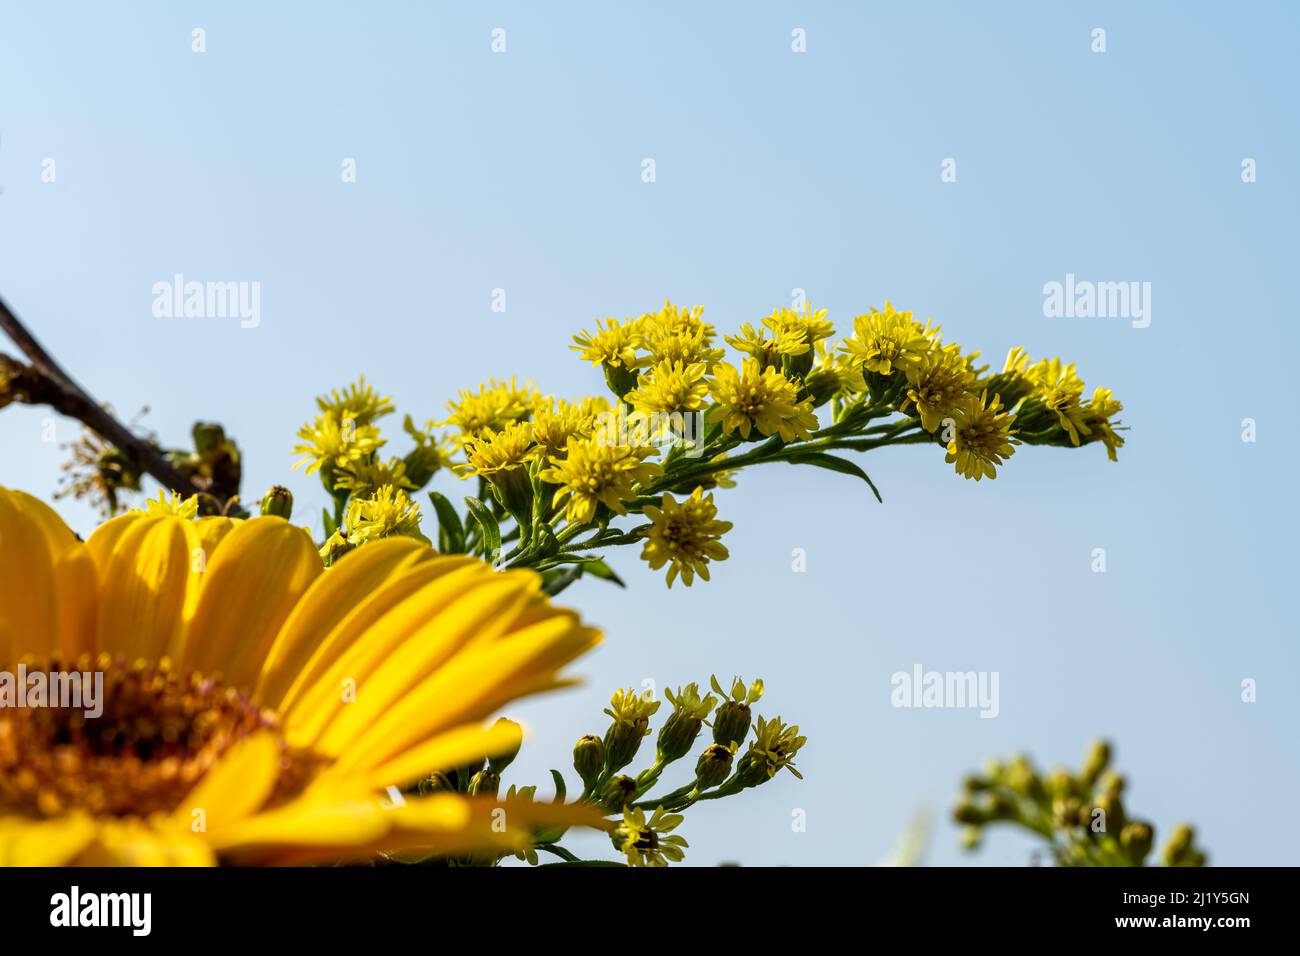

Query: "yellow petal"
<box><xmin>328</xmin><ymin>719</ymin><xmax>524</xmax><ymax>790</ymax></box>
<box><xmin>90</xmin><ymin>515</ymin><xmax>196</xmax><ymax>661</ymax></box>
<box><xmin>254</xmin><ymin>536</ymin><xmax>434</xmax><ymax>709</ymax></box>
<box><xmin>0</xmin><ymin>814</ymin><xmax>97</xmax><ymax>866</ymax></box>
<box><xmin>74</xmin><ymin>819</ymin><xmax>215</xmax><ymax>866</ymax></box>
<box><xmin>177</xmin><ymin>517</ymin><xmax>321</xmax><ymax>686</ymax></box>
<box><xmin>169</xmin><ymin>732</ymin><xmax>282</xmax><ymax>831</ymax></box>
<box><xmin>0</xmin><ymin>488</ymin><xmax>95</xmax><ymax>659</ymax></box>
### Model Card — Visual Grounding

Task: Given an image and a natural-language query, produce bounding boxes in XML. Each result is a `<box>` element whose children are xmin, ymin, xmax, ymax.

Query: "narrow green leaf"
<box><xmin>321</xmin><ymin>507</ymin><xmax>337</xmax><ymax>538</ymax></box>
<box><xmin>550</xmin><ymin>769</ymin><xmax>567</xmax><ymax>802</ymax></box>
<box><xmin>428</xmin><ymin>492</ymin><xmax>466</xmax><ymax>554</ymax></box>
<box><xmin>463</xmin><ymin>496</ymin><xmax>502</xmax><ymax>560</ymax></box>
<box><xmin>786</xmin><ymin>452</ymin><xmax>883</xmax><ymax>502</ymax></box>
<box><xmin>581</xmin><ymin>557</ymin><xmax>626</xmax><ymax>588</ymax></box>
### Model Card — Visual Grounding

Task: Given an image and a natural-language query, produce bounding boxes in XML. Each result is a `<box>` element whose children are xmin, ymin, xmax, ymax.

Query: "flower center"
<box><xmin>0</xmin><ymin>655</ymin><xmax>320</xmax><ymax>819</ymax></box>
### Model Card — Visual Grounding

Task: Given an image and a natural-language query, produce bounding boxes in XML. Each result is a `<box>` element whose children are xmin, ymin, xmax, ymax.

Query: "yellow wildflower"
<box><xmin>902</xmin><ymin>343</ymin><xmax>976</xmax><ymax>432</ymax></box>
<box><xmin>761</xmin><ymin>303</ymin><xmax>835</xmax><ymax>353</ymax></box>
<box><xmin>1027</xmin><ymin>357</ymin><xmax>1090</xmax><ymax>445</ymax></box>
<box><xmin>725</xmin><ymin>321</ymin><xmax>807</xmax><ymax>367</ymax></box>
<box><xmin>461</xmin><ymin>421</ymin><xmax>539</xmax><ymax>477</ymax></box>
<box><xmin>530</xmin><ymin>397</ymin><xmax>609</xmax><ymax>455</ymax></box>
<box><xmin>540</xmin><ymin>437</ymin><xmax>662</xmax><ymax>525</ymax></box>
<box><xmin>332</xmin><ymin>456</ymin><xmax>416</xmax><ymax>495</ymax></box>
<box><xmin>343</xmin><ymin>484</ymin><xmax>428</xmax><ymax>545</ymax></box>
<box><xmin>571</xmin><ymin>317</ymin><xmax>641</xmax><ymax>369</ymax></box>
<box><xmin>314</xmin><ymin>376</ymin><xmax>394</xmax><ymax>426</ymax></box>
<box><xmin>840</xmin><ymin>302</ymin><xmax>935</xmax><ymax>376</ymax></box>
<box><xmin>292</xmin><ymin>410</ymin><xmax>384</xmax><ymax>475</ymax></box>
<box><xmin>737</xmin><ymin>716</ymin><xmax>807</xmax><ymax>784</ymax></box>
<box><xmin>611</xmin><ymin>806</ymin><xmax>688</xmax><ymax>867</ymax></box>
<box><xmin>945</xmin><ymin>391</ymin><xmax>1020</xmax><ymax>480</ymax></box>
<box><xmin>604</xmin><ymin>686</ymin><xmax>662</xmax><ymax>727</ymax></box>
<box><xmin>640</xmin><ymin>488</ymin><xmax>732</xmax><ymax>587</ymax></box>
<box><xmin>0</xmin><ymin>486</ymin><xmax>602</xmax><ymax>865</ymax></box>
<box><xmin>442</xmin><ymin>378</ymin><xmax>542</xmax><ymax>439</ymax></box>
<box><xmin>142</xmin><ymin>489</ymin><xmax>200</xmax><ymax>519</ymax></box>
<box><xmin>1079</xmin><ymin>387</ymin><xmax>1125</xmax><ymax>461</ymax></box>
<box><xmin>624</xmin><ymin>360</ymin><xmax>709</xmax><ymax>416</ymax></box>
<box><xmin>707</xmin><ymin>359</ymin><xmax>819</xmax><ymax>442</ymax></box>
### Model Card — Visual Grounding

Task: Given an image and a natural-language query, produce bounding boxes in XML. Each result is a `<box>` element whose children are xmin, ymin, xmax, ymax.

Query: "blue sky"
<box><xmin>2</xmin><ymin>1</ymin><xmax>1297</xmax><ymax>865</ymax></box>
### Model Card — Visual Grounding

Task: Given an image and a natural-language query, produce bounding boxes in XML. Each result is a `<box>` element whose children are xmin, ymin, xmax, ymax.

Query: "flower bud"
<box><xmin>1091</xmin><ymin>792</ymin><xmax>1126</xmax><ymax>835</ymax></box>
<box><xmin>468</xmin><ymin>769</ymin><xmax>500</xmax><ymax>797</ymax></box>
<box><xmin>259</xmin><ymin>485</ymin><xmax>294</xmax><ymax>518</ymax></box>
<box><xmin>604</xmin><ymin>718</ymin><xmax>649</xmax><ymax>773</ymax></box>
<box><xmin>953</xmin><ymin>799</ymin><xmax>986</xmax><ymax>826</ymax></box>
<box><xmin>657</xmin><ymin>711</ymin><xmax>703</xmax><ymax>763</ymax></box>
<box><xmin>1121</xmin><ymin>822</ymin><xmax>1154</xmax><ymax>863</ymax></box>
<box><xmin>712</xmin><ymin>699</ymin><xmax>752</xmax><ymax>749</ymax></box>
<box><xmin>487</xmin><ymin>718</ymin><xmax>522</xmax><ymax>773</ymax></box>
<box><xmin>1081</xmin><ymin>739</ymin><xmax>1111</xmax><ymax>785</ymax></box>
<box><xmin>694</xmin><ymin>744</ymin><xmax>733</xmax><ymax>789</ymax></box>
<box><xmin>600</xmin><ymin>774</ymin><xmax>638</xmax><ymax>812</ymax></box>
<box><xmin>573</xmin><ymin>735</ymin><xmax>606</xmax><ymax>790</ymax></box>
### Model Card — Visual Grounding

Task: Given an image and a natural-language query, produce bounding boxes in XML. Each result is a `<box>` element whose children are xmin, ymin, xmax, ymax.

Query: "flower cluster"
<box><xmin>293</xmin><ymin>299</ymin><xmax>1122</xmax><ymax>594</ymax></box>
<box><xmin>395</xmin><ymin>300</ymin><xmax>1118</xmax><ymax>590</ymax></box>
<box><xmin>953</xmin><ymin>740</ymin><xmax>1207</xmax><ymax>867</ymax></box>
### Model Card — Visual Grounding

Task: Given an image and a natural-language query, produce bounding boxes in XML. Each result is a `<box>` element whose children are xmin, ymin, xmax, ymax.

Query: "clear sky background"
<box><xmin>2</xmin><ymin>1</ymin><xmax>1297</xmax><ymax>865</ymax></box>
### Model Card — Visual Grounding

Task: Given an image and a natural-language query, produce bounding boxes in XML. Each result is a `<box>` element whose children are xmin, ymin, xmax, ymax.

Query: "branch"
<box><xmin>0</xmin><ymin>294</ymin><xmax>199</xmax><ymax>496</ymax></box>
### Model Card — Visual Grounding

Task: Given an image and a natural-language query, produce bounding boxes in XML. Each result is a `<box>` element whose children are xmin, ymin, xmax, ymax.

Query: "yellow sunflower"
<box><xmin>0</xmin><ymin>487</ymin><xmax>603</xmax><ymax>865</ymax></box>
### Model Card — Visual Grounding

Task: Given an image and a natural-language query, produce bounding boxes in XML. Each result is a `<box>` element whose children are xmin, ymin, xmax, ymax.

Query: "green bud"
<box><xmin>600</xmin><ymin>774</ymin><xmax>638</xmax><ymax>812</ymax></box>
<box><xmin>959</xmin><ymin>825</ymin><xmax>983</xmax><ymax>850</ymax></box>
<box><xmin>1054</xmin><ymin>796</ymin><xmax>1083</xmax><ymax>829</ymax></box>
<box><xmin>573</xmin><ymin>735</ymin><xmax>606</xmax><ymax>790</ymax></box>
<box><xmin>1081</xmin><ymin>739</ymin><xmax>1112</xmax><ymax>784</ymax></box>
<box><xmin>1097</xmin><ymin>770</ymin><xmax>1125</xmax><ymax>797</ymax></box>
<box><xmin>1045</xmin><ymin>768</ymin><xmax>1075</xmax><ymax>800</ymax></box>
<box><xmin>1091</xmin><ymin>792</ymin><xmax>1126</xmax><ymax>836</ymax></box>
<box><xmin>712</xmin><ymin>700</ymin><xmax>752</xmax><ymax>749</ymax></box>
<box><xmin>657</xmin><ymin>711</ymin><xmax>703</xmax><ymax>763</ymax></box>
<box><xmin>733</xmin><ymin>748</ymin><xmax>772</xmax><ymax>789</ymax></box>
<box><xmin>1162</xmin><ymin>823</ymin><xmax>1201</xmax><ymax>866</ymax></box>
<box><xmin>487</xmin><ymin>718</ymin><xmax>522</xmax><ymax>773</ymax></box>
<box><xmin>604</xmin><ymin>718</ymin><xmax>649</xmax><ymax>774</ymax></box>
<box><xmin>1121</xmin><ymin>822</ymin><xmax>1155</xmax><ymax>863</ymax></box>
<box><xmin>694</xmin><ymin>744</ymin><xmax>734</xmax><ymax>789</ymax></box>
<box><xmin>259</xmin><ymin>485</ymin><xmax>294</xmax><ymax>518</ymax></box>
<box><xmin>953</xmin><ymin>800</ymin><xmax>987</xmax><ymax>826</ymax></box>
<box><xmin>962</xmin><ymin>774</ymin><xmax>991</xmax><ymax>793</ymax></box>
<box><xmin>468</xmin><ymin>769</ymin><xmax>500</xmax><ymax>797</ymax></box>
<box><xmin>1006</xmin><ymin>756</ymin><xmax>1042</xmax><ymax>799</ymax></box>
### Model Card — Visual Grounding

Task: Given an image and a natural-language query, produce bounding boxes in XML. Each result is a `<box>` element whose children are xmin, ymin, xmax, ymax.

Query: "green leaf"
<box><xmin>550</xmin><ymin>769</ymin><xmax>567</xmax><ymax>802</ymax></box>
<box><xmin>463</xmin><ymin>496</ymin><xmax>502</xmax><ymax>560</ymax></box>
<box><xmin>786</xmin><ymin>452</ymin><xmax>883</xmax><ymax>502</ymax></box>
<box><xmin>581</xmin><ymin>557</ymin><xmax>626</xmax><ymax>588</ymax></box>
<box><xmin>428</xmin><ymin>492</ymin><xmax>466</xmax><ymax>554</ymax></box>
<box><xmin>321</xmin><ymin>507</ymin><xmax>338</xmax><ymax>538</ymax></box>
<box><xmin>540</xmin><ymin>565</ymin><xmax>584</xmax><ymax>596</ymax></box>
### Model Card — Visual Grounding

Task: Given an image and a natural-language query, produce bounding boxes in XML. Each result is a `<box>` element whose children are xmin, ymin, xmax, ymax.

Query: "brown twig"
<box><xmin>0</xmin><ymin>294</ymin><xmax>199</xmax><ymax>496</ymax></box>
